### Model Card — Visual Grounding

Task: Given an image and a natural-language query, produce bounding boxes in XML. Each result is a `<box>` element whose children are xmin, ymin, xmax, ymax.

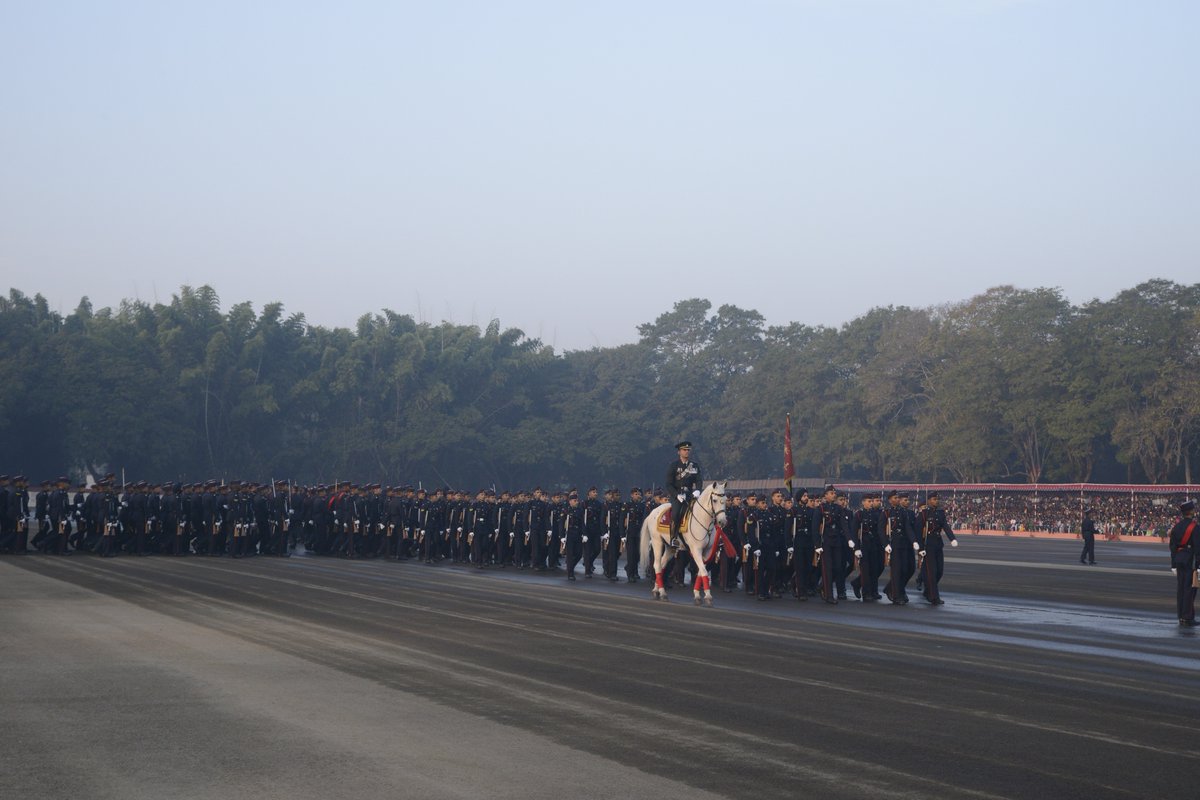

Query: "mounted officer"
<box><xmin>666</xmin><ymin>440</ymin><xmax>703</xmax><ymax>543</ymax></box>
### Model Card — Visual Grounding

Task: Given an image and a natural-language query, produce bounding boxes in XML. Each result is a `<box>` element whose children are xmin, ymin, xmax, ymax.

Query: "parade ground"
<box><xmin>2</xmin><ymin>535</ymin><xmax>1195</xmax><ymax>800</ymax></box>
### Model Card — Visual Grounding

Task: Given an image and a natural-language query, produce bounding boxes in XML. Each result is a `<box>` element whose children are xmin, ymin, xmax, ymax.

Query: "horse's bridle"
<box><xmin>691</xmin><ymin>486</ymin><xmax>727</xmax><ymax>530</ymax></box>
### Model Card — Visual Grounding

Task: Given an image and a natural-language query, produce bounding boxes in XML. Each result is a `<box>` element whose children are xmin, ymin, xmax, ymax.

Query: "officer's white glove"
<box><xmin>753</xmin><ymin>549</ymin><xmax>761</xmax><ymax>557</ymax></box>
<box><xmin>885</xmin><ymin>545</ymin><xmax>893</xmax><ymax>554</ymax></box>
<box><xmin>848</xmin><ymin>540</ymin><xmax>856</xmax><ymax>549</ymax></box>
<box><xmin>621</xmin><ymin>537</ymin><xmax>627</xmax><ymax>544</ymax></box>
<box><xmin>582</xmin><ymin>536</ymin><xmax>589</xmax><ymax>543</ymax></box>
<box><xmin>950</xmin><ymin>540</ymin><xmax>959</xmax><ymax>548</ymax></box>
<box><xmin>677</xmin><ymin>494</ymin><xmax>686</xmax><ymax>503</ymax></box>
<box><xmin>815</xmin><ymin>547</ymin><xmax>824</xmax><ymax>555</ymax></box>
<box><xmin>692</xmin><ymin>490</ymin><xmax>700</xmax><ymax>499</ymax></box>
<box><xmin>494</xmin><ymin>529</ymin><xmax>499</xmax><ymax>534</ymax></box>
<box><xmin>121</xmin><ymin>501</ymin><xmax>128</xmax><ymax>508</ymax></box>
<box><xmin>288</xmin><ymin>510</ymin><xmax>294</xmax><ymax>516</ymax></box>
<box><xmin>912</xmin><ymin>542</ymin><xmax>920</xmax><ymax>551</ymax></box>
<box><xmin>855</xmin><ymin>550</ymin><xmax>863</xmax><ymax>558</ymax></box>
<box><xmin>457</xmin><ymin>527</ymin><xmax>463</xmax><ymax>532</ymax></box>
<box><xmin>919</xmin><ymin>550</ymin><xmax>927</xmax><ymax>558</ymax></box>
<box><xmin>546</xmin><ymin>530</ymin><xmax>552</xmax><ymax>536</ymax></box>
<box><xmin>1172</xmin><ymin>567</ymin><xmax>1178</xmax><ymax>574</ymax></box>
<box><xmin>743</xmin><ymin>544</ymin><xmax>751</xmax><ymax>555</ymax></box>
<box><xmin>787</xmin><ymin>547</ymin><xmax>794</xmax><ymax>554</ymax></box>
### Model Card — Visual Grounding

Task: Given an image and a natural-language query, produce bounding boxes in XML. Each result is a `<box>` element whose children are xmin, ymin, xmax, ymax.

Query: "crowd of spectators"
<box><xmin>941</xmin><ymin>491</ymin><xmax>1190</xmax><ymax>538</ymax></box>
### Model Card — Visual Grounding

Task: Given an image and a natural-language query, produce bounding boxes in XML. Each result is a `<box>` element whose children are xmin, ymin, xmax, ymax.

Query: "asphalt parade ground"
<box><xmin>2</xmin><ymin>534</ymin><xmax>1196</xmax><ymax>800</ymax></box>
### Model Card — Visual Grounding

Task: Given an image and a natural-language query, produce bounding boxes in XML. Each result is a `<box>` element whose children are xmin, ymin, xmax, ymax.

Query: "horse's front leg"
<box><xmin>689</xmin><ymin>543</ymin><xmax>713</xmax><ymax>606</ymax></box>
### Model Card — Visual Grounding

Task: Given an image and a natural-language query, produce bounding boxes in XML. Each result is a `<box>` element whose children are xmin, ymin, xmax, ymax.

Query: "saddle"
<box><xmin>656</xmin><ymin>506</ymin><xmax>692</xmax><ymax>534</ymax></box>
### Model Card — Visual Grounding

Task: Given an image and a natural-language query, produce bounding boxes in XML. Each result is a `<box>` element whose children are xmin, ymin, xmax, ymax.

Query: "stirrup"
<box><xmin>670</xmin><ymin>537</ymin><xmax>682</xmax><ymax>549</ymax></box>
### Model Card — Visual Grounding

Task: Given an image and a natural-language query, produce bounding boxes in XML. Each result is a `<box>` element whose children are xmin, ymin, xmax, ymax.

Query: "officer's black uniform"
<box><xmin>666</xmin><ymin>443</ymin><xmax>703</xmax><ymax>538</ymax></box>
<box><xmin>1080</xmin><ymin>511</ymin><xmax>1098</xmax><ymax>565</ymax></box>
<box><xmin>1168</xmin><ymin>502</ymin><xmax>1198</xmax><ymax>626</ymax></box>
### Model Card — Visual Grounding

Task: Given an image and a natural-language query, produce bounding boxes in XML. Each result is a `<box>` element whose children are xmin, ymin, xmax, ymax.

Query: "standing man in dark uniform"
<box><xmin>1169</xmin><ymin>501</ymin><xmax>1198</xmax><ymax>627</ymax></box>
<box><xmin>666</xmin><ymin>441</ymin><xmax>703</xmax><ymax>542</ymax></box>
<box><xmin>915</xmin><ymin>492</ymin><xmax>959</xmax><ymax>605</ymax></box>
<box><xmin>1080</xmin><ymin>507</ymin><xmax>1098</xmax><ymax>565</ymax></box>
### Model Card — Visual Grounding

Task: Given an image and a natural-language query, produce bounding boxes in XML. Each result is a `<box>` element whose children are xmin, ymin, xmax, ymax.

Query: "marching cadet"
<box><xmin>850</xmin><ymin>493</ymin><xmax>885</xmax><ymax>601</ymax></box>
<box><xmin>1168</xmin><ymin>500</ymin><xmax>1197</xmax><ymax>627</ymax></box>
<box><xmin>624</xmin><ymin>487</ymin><xmax>646</xmax><ymax>582</ymax></box>
<box><xmin>48</xmin><ymin>476</ymin><xmax>72</xmax><ymax>554</ymax></box>
<box><xmin>563</xmin><ymin>490</ymin><xmax>584</xmax><ymax>581</ymax></box>
<box><xmin>11</xmin><ymin>476</ymin><xmax>31</xmax><ymax>554</ymax></box>
<box><xmin>716</xmin><ymin>492</ymin><xmax>742</xmax><ymax>592</ymax></box>
<box><xmin>740</xmin><ymin>493</ymin><xmax>758</xmax><ymax>596</ymax></box>
<box><xmin>582</xmin><ymin>486</ymin><xmax>603</xmax><ymax>578</ymax></box>
<box><xmin>31</xmin><ymin>480</ymin><xmax>51</xmax><ymax>551</ymax></box>
<box><xmin>761</xmin><ymin>489</ymin><xmax>788</xmax><ymax>599</ymax></box>
<box><xmin>528</xmin><ymin>487</ymin><xmax>549</xmax><ymax>571</ymax></box>
<box><xmin>915</xmin><ymin>492</ymin><xmax>959</xmax><ymax>605</ymax></box>
<box><xmin>883</xmin><ymin>491</ymin><xmax>920</xmax><ymax>604</ymax></box>
<box><xmin>602</xmin><ymin>488</ymin><xmax>623</xmax><ymax>581</ymax></box>
<box><xmin>811</xmin><ymin>485</ymin><xmax>849</xmax><ymax>604</ymax></box>
<box><xmin>547</xmin><ymin>490</ymin><xmax>566</xmax><ymax>571</ymax></box>
<box><xmin>791</xmin><ymin>491</ymin><xmax>818</xmax><ymax>600</ymax></box>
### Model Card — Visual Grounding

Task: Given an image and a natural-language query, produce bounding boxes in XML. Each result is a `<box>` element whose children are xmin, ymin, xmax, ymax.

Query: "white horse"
<box><xmin>640</xmin><ymin>481</ymin><xmax>728</xmax><ymax>606</ymax></box>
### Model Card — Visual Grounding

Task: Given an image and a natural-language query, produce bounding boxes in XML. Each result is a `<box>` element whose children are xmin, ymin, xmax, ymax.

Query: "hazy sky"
<box><xmin>2</xmin><ymin>0</ymin><xmax>1196</xmax><ymax>351</ymax></box>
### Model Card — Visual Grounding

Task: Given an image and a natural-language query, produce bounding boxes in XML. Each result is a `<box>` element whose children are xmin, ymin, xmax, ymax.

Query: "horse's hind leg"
<box><xmin>651</xmin><ymin>535</ymin><xmax>669</xmax><ymax>601</ymax></box>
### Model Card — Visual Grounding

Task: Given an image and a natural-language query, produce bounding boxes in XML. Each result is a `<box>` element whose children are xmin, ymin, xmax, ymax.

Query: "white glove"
<box><xmin>847</xmin><ymin>540</ymin><xmax>856</xmax><ymax>549</ymax></box>
<box><xmin>950</xmin><ymin>540</ymin><xmax>959</xmax><ymax>548</ymax></box>
<box><xmin>525</xmin><ymin>530</ymin><xmax>531</xmax><ymax>537</ymax></box>
<box><xmin>743</xmin><ymin>544</ymin><xmax>751</xmax><ymax>555</ymax></box>
<box><xmin>677</xmin><ymin>494</ymin><xmax>686</xmax><ymax>503</ymax></box>
<box><xmin>288</xmin><ymin>510</ymin><xmax>294</xmax><ymax>516</ymax></box>
<box><xmin>787</xmin><ymin>547</ymin><xmax>794</xmax><ymax>554</ymax></box>
<box><xmin>494</xmin><ymin>529</ymin><xmax>499</xmax><ymax>534</ymax></box>
<box><xmin>692</xmin><ymin>490</ymin><xmax>700</xmax><ymax>499</ymax></box>
<box><xmin>815</xmin><ymin>547</ymin><xmax>824</xmax><ymax>555</ymax></box>
<box><xmin>621</xmin><ymin>537</ymin><xmax>627</xmax><ymax>543</ymax></box>
<box><xmin>912</xmin><ymin>542</ymin><xmax>920</xmax><ymax>551</ymax></box>
<box><xmin>457</xmin><ymin>527</ymin><xmax>463</xmax><ymax>532</ymax></box>
<box><xmin>1172</xmin><ymin>567</ymin><xmax>1178</xmax><ymax>574</ymax></box>
<box><xmin>546</xmin><ymin>530</ymin><xmax>552</xmax><ymax>536</ymax></box>
<box><xmin>753</xmin><ymin>549</ymin><xmax>761</xmax><ymax>557</ymax></box>
<box><xmin>582</xmin><ymin>536</ymin><xmax>589</xmax><ymax>543</ymax></box>
<box><xmin>855</xmin><ymin>550</ymin><xmax>863</xmax><ymax>558</ymax></box>
<box><xmin>885</xmin><ymin>545</ymin><xmax>892</xmax><ymax>554</ymax></box>
<box><xmin>121</xmin><ymin>502</ymin><xmax>128</xmax><ymax>508</ymax></box>
<box><xmin>919</xmin><ymin>550</ymin><xmax>927</xmax><ymax>558</ymax></box>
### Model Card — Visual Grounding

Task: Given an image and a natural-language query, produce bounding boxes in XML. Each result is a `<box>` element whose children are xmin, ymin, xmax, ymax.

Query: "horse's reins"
<box><xmin>688</xmin><ymin>489</ymin><xmax>725</xmax><ymax>534</ymax></box>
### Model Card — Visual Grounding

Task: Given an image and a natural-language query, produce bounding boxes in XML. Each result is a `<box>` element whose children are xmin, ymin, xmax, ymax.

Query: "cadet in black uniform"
<box><xmin>884</xmin><ymin>491</ymin><xmax>919</xmax><ymax>604</ymax></box>
<box><xmin>915</xmin><ymin>492</ymin><xmax>959</xmax><ymax>604</ymax></box>
<box><xmin>1168</xmin><ymin>501</ymin><xmax>1198</xmax><ymax>627</ymax></box>
<box><xmin>624</xmin><ymin>487</ymin><xmax>646</xmax><ymax>582</ymax></box>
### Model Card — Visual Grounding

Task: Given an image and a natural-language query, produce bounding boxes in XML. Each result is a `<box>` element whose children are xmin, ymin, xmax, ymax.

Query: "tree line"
<box><xmin>1</xmin><ymin>280</ymin><xmax>1197</xmax><ymax>488</ymax></box>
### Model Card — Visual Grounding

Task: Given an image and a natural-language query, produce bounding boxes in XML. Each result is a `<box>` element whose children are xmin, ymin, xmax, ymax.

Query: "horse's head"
<box><xmin>707</xmin><ymin>481</ymin><xmax>728</xmax><ymax>527</ymax></box>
